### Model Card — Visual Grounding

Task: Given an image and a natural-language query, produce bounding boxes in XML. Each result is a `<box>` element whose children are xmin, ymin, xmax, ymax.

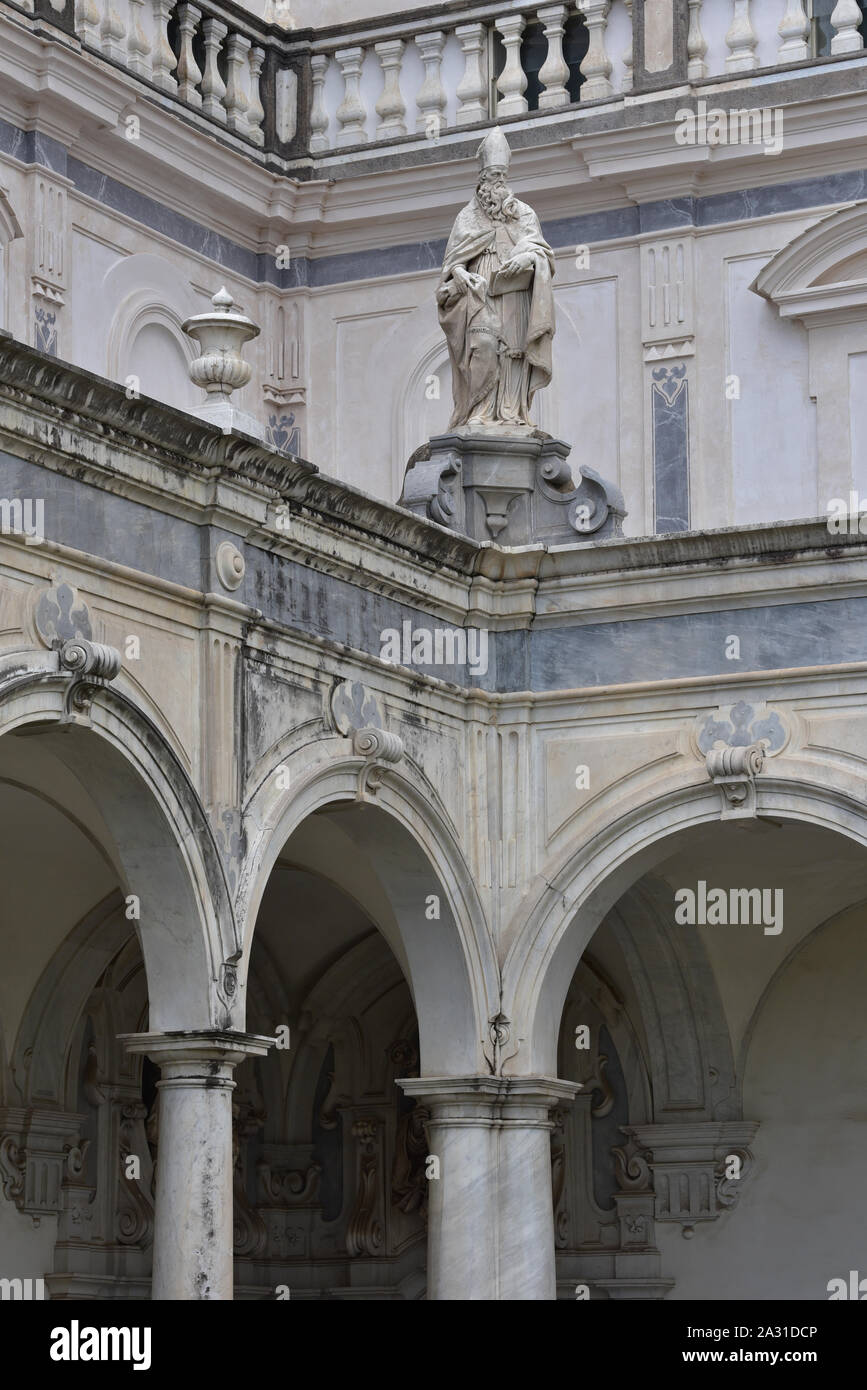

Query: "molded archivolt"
<box><xmin>753</xmin><ymin>201</ymin><xmax>867</xmax><ymax>319</ymax></box>
<box><xmin>0</xmin><ymin>665</ymin><xmax>237</xmax><ymax>1033</ymax></box>
<box><xmin>503</xmin><ymin>767</ymin><xmax>867</xmax><ymax>1075</ymax></box>
<box><xmin>239</xmin><ymin>756</ymin><xmax>499</xmax><ymax>1076</ymax></box>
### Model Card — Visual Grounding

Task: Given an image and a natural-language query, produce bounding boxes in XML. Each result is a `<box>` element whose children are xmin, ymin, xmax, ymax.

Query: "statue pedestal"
<box><xmin>400</xmin><ymin>429</ymin><xmax>626</xmax><ymax>547</ymax></box>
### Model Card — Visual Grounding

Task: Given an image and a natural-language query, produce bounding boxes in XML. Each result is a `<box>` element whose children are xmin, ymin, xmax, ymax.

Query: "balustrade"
<box><xmin>26</xmin><ymin>0</ymin><xmax>867</xmax><ymax>161</ymax></box>
<box><xmin>306</xmin><ymin>2</ymin><xmax>611</xmax><ymax>153</ymax></box>
<box><xmin>73</xmin><ymin>0</ymin><xmax>272</xmax><ymax>148</ymax></box>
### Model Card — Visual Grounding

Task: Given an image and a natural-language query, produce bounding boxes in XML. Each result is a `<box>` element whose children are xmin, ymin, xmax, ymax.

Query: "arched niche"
<box><xmin>0</xmin><ymin>180</ymin><xmax>23</xmax><ymax>333</ymax></box>
<box><xmin>104</xmin><ymin>254</ymin><xmax>200</xmax><ymax>412</ymax></box>
<box><xmin>230</xmin><ymin>862</ymin><xmax>426</xmax><ymax>1296</ymax></box>
<box><xmin>753</xmin><ymin>201</ymin><xmax>867</xmax><ymax>501</ymax></box>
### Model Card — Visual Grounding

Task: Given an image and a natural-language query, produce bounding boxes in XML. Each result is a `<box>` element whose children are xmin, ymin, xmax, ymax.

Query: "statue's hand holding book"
<box><xmin>490</xmin><ymin>252</ymin><xmax>534</xmax><ymax>296</ymax></box>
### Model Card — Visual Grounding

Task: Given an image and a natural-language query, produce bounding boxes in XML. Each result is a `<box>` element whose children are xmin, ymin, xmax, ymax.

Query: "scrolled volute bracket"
<box><xmin>705</xmin><ymin>740</ymin><xmax>766</xmax><ymax>820</ymax></box>
<box><xmin>353</xmin><ymin>726</ymin><xmax>405</xmax><ymax>800</ymax></box>
<box><xmin>59</xmin><ymin>638</ymin><xmax>122</xmax><ymax>717</ymax></box>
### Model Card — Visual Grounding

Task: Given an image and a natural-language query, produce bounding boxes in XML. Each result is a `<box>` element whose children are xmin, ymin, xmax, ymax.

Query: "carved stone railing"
<box><xmin>304</xmin><ymin>2</ymin><xmax>619</xmax><ymax>154</ymax></box>
<box><xmin>12</xmin><ymin>0</ymin><xmax>306</xmax><ymax>156</ymax></box>
<box><xmin>9</xmin><ymin>0</ymin><xmax>867</xmax><ymax>162</ymax></box>
<box><xmin>294</xmin><ymin>0</ymin><xmax>867</xmax><ymax>154</ymax></box>
<box><xmin>77</xmin><ymin>0</ymin><xmax>296</xmax><ymax>150</ymax></box>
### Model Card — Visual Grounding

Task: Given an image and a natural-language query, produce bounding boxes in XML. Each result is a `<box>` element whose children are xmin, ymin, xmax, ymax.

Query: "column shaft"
<box><xmin>122</xmin><ymin>1030</ymin><xmax>272</xmax><ymax>1300</ymax></box>
<box><xmin>400</xmin><ymin>1075</ymin><xmax>579</xmax><ymax>1300</ymax></box>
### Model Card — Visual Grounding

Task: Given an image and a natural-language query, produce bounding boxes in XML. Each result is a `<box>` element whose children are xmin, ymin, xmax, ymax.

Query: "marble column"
<box><xmin>399</xmin><ymin>1075</ymin><xmax>579</xmax><ymax>1300</ymax></box>
<box><xmin>122</xmin><ymin>1030</ymin><xmax>273</xmax><ymax>1300</ymax></box>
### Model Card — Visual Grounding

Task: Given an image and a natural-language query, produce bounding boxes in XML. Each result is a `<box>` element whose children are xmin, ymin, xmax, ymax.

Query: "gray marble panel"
<box><xmin>0</xmin><ymin>451</ymin><xmax>203</xmax><ymax>591</ymax></box>
<box><xmin>527</xmin><ymin>596</ymin><xmax>867</xmax><ymax>692</ymax></box>
<box><xmin>0</xmin><ymin>119</ymin><xmax>67</xmax><ymax>174</ymax></box>
<box><xmin>652</xmin><ymin>369</ymin><xmax>690</xmax><ymax>533</ymax></box>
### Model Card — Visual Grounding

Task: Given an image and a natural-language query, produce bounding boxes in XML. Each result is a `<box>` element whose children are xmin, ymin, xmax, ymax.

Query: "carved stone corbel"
<box><xmin>59</xmin><ymin>637</ymin><xmax>121</xmax><ymax>717</ymax></box>
<box><xmin>705</xmin><ymin>741</ymin><xmax>766</xmax><ymax>818</ymax></box>
<box><xmin>625</xmin><ymin>1122</ymin><xmax>759</xmax><ymax>1238</ymax></box>
<box><xmin>0</xmin><ymin>1106</ymin><xmax>89</xmax><ymax>1225</ymax></box>
<box><xmin>116</xmin><ymin>1101</ymin><xmax>154</xmax><ymax>1247</ymax></box>
<box><xmin>330</xmin><ymin>679</ymin><xmax>405</xmax><ymax>800</ymax></box>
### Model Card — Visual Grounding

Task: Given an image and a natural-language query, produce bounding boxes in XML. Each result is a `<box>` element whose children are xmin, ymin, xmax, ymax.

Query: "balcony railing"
<box><xmin>303</xmin><ymin>2</ymin><xmax>631</xmax><ymax>153</ymax></box>
<box><xmin>8</xmin><ymin>0</ymin><xmax>867</xmax><ymax>162</ymax></box>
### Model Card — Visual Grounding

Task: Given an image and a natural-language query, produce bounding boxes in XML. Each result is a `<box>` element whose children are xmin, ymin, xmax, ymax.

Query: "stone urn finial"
<box><xmin>181</xmin><ymin>288</ymin><xmax>264</xmax><ymax>439</ymax></box>
<box><xmin>183</xmin><ymin>287</ymin><xmax>259</xmax><ymax>399</ymax></box>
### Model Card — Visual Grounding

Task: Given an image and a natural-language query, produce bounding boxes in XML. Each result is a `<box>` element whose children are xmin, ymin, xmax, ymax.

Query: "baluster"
<box><xmin>622</xmin><ymin>0</ymin><xmax>634</xmax><ymax>92</ymax></box>
<box><xmin>76</xmin><ymin>0</ymin><xmax>102</xmax><ymax>47</ymax></box>
<box><xmin>100</xmin><ymin>0</ymin><xmax>127</xmax><ymax>62</ymax></box>
<box><xmin>455</xmin><ymin>22</ymin><xmax>487</xmax><ymax>126</ymax></box>
<box><xmin>335</xmin><ymin>46</ymin><xmax>368</xmax><ymax>146</ymax></box>
<box><xmin>494</xmin><ymin>14</ymin><xmax>527</xmax><ymax>117</ymax></box>
<box><xmin>415</xmin><ymin>31</ymin><xmax>447</xmax><ymax>136</ymax></box>
<box><xmin>200</xmin><ymin>18</ymin><xmax>227</xmax><ymax>120</ymax></box>
<box><xmin>374</xmin><ymin>39</ymin><xmax>406</xmax><ymax>139</ymax></box>
<box><xmin>126</xmin><ymin>0</ymin><xmax>151</xmax><ymax>74</ymax></box>
<box><xmin>537</xmin><ymin>5</ymin><xmax>570</xmax><ymax>108</ymax></box>
<box><xmin>248</xmin><ymin>46</ymin><xmax>265</xmax><ymax>145</ymax></box>
<box><xmin>225</xmin><ymin>33</ymin><xmax>252</xmax><ymax>135</ymax></box>
<box><xmin>778</xmin><ymin>0</ymin><xmax>809</xmax><ymax>60</ymax></box>
<box><xmin>151</xmin><ymin>0</ymin><xmax>177</xmax><ymax>92</ymax></box>
<box><xmin>830</xmin><ymin>0</ymin><xmax>864</xmax><ymax>53</ymax></box>
<box><xmin>687</xmin><ymin>0</ymin><xmax>708</xmax><ymax>79</ymax></box>
<box><xmin>310</xmin><ymin>53</ymin><xmax>330</xmax><ymax>151</ymax></box>
<box><xmin>577</xmin><ymin>0</ymin><xmax>612</xmax><ymax>101</ymax></box>
<box><xmin>725</xmin><ymin>0</ymin><xmax>758</xmax><ymax>71</ymax></box>
<box><xmin>176</xmin><ymin>3</ymin><xmax>202</xmax><ymax>106</ymax></box>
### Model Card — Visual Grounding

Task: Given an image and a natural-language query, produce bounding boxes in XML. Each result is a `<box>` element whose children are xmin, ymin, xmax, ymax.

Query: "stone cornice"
<box><xmin>0</xmin><ymin>332</ymin><xmax>316</xmax><ymax>486</ymax></box>
<box><xmin>5</xmin><ymin>7</ymin><xmax>867</xmax><ymax>265</ymax></box>
<box><xmin>3</xmin><ymin>336</ymin><xmax>867</xmax><ymax>627</ymax></box>
<box><xmin>0</xmin><ymin>333</ymin><xmax>484</xmax><ymax>587</ymax></box>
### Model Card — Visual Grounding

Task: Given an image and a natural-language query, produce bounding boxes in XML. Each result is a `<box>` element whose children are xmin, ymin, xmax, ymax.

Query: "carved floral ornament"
<box><xmin>694</xmin><ymin>700</ymin><xmax>789</xmax><ymax>819</ymax></box>
<box><xmin>29</xmin><ymin>580</ymin><xmax>122</xmax><ymax>717</ymax></box>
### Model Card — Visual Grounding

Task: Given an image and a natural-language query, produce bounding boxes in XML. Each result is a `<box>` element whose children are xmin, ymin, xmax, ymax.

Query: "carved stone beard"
<box><xmin>476</xmin><ymin>175</ymin><xmax>518</xmax><ymax>222</ymax></box>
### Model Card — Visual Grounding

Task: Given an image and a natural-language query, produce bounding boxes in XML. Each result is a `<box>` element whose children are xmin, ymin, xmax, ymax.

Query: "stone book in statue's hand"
<box><xmin>489</xmin><ymin>264</ymin><xmax>533</xmax><ymax>295</ymax></box>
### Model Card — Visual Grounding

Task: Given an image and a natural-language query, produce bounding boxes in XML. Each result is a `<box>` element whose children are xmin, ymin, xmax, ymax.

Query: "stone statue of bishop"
<box><xmin>436</xmin><ymin>127</ymin><xmax>556</xmax><ymax>432</ymax></box>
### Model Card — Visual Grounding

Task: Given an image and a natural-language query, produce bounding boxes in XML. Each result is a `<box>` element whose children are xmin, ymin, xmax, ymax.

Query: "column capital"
<box><xmin>120</xmin><ymin>1029</ymin><xmax>274</xmax><ymax>1069</ymax></box>
<box><xmin>398</xmin><ymin>1074</ymin><xmax>580</xmax><ymax>1123</ymax></box>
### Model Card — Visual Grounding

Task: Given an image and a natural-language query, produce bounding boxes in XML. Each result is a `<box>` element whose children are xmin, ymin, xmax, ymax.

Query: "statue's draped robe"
<box><xmin>437</xmin><ymin>196</ymin><xmax>555</xmax><ymax>428</ymax></box>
